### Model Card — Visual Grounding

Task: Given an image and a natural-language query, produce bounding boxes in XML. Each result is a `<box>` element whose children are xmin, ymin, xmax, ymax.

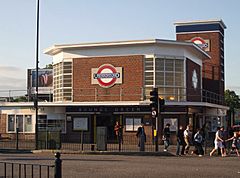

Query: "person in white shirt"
<box><xmin>184</xmin><ymin>125</ymin><xmax>191</xmax><ymax>154</ymax></box>
<box><xmin>209</xmin><ymin>126</ymin><xmax>226</xmax><ymax>157</ymax></box>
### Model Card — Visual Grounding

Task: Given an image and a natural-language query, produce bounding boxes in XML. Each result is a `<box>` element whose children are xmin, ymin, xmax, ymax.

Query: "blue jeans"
<box><xmin>164</xmin><ymin>139</ymin><xmax>170</xmax><ymax>150</ymax></box>
<box><xmin>176</xmin><ymin>140</ymin><xmax>185</xmax><ymax>155</ymax></box>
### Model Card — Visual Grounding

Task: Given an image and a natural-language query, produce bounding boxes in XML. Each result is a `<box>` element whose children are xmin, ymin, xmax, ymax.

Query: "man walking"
<box><xmin>193</xmin><ymin>128</ymin><xmax>204</xmax><ymax>157</ymax></box>
<box><xmin>163</xmin><ymin>123</ymin><xmax>171</xmax><ymax>151</ymax></box>
<box><xmin>184</xmin><ymin>125</ymin><xmax>192</xmax><ymax>154</ymax></box>
<box><xmin>209</xmin><ymin>126</ymin><xmax>226</xmax><ymax>157</ymax></box>
<box><xmin>176</xmin><ymin>125</ymin><xmax>185</xmax><ymax>156</ymax></box>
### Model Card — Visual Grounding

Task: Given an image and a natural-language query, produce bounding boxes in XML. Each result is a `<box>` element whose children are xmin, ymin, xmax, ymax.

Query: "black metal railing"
<box><xmin>0</xmin><ymin>152</ymin><xmax>62</xmax><ymax>178</ymax></box>
<box><xmin>0</xmin><ymin>162</ymin><xmax>54</xmax><ymax>178</ymax></box>
<box><xmin>0</xmin><ymin>87</ymin><xmax>225</xmax><ymax>105</ymax></box>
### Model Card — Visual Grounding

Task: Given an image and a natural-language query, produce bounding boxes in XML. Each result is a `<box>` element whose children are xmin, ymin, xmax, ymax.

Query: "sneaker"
<box><xmin>164</xmin><ymin>149</ymin><xmax>167</xmax><ymax>152</ymax></box>
<box><xmin>198</xmin><ymin>155</ymin><xmax>203</xmax><ymax>157</ymax></box>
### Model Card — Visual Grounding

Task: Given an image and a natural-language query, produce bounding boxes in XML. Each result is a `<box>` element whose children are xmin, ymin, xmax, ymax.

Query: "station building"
<box><xmin>0</xmin><ymin>20</ymin><xmax>228</xmax><ymax>144</ymax></box>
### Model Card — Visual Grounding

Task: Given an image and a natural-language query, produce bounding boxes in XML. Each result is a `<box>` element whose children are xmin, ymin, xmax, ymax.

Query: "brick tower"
<box><xmin>174</xmin><ymin>20</ymin><xmax>227</xmax><ymax>101</ymax></box>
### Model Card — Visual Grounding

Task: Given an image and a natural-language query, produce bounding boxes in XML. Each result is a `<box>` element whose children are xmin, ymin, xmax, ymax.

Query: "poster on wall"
<box><xmin>133</xmin><ymin>118</ymin><xmax>141</xmax><ymax>131</ymax></box>
<box><xmin>125</xmin><ymin>118</ymin><xmax>141</xmax><ymax>131</ymax></box>
<box><xmin>125</xmin><ymin>118</ymin><xmax>133</xmax><ymax>131</ymax></box>
<box><xmin>73</xmin><ymin>117</ymin><xmax>88</xmax><ymax>131</ymax></box>
<box><xmin>164</xmin><ymin>118</ymin><xmax>178</xmax><ymax>131</ymax></box>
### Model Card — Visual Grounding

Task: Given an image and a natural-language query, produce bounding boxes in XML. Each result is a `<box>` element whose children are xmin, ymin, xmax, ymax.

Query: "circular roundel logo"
<box><xmin>191</xmin><ymin>37</ymin><xmax>208</xmax><ymax>50</ymax></box>
<box><xmin>93</xmin><ymin>64</ymin><xmax>120</xmax><ymax>88</ymax></box>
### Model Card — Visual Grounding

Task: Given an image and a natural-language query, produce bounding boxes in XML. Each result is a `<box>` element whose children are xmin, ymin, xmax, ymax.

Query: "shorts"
<box><xmin>232</xmin><ymin>144</ymin><xmax>239</xmax><ymax>150</ymax></box>
<box><xmin>214</xmin><ymin>141</ymin><xmax>224</xmax><ymax>149</ymax></box>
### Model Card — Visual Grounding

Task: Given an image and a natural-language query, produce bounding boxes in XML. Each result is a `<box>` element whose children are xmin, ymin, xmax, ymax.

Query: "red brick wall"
<box><xmin>72</xmin><ymin>55</ymin><xmax>144</xmax><ymax>102</ymax></box>
<box><xmin>177</xmin><ymin>32</ymin><xmax>224</xmax><ymax>96</ymax></box>
<box><xmin>0</xmin><ymin>114</ymin><xmax>7</xmax><ymax>135</ymax></box>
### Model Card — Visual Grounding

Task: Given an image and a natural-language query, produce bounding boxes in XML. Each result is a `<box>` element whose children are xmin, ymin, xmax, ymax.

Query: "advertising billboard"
<box><xmin>30</xmin><ymin>69</ymin><xmax>53</xmax><ymax>94</ymax></box>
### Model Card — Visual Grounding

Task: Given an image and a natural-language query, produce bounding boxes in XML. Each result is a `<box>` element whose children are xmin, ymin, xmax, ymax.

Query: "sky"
<box><xmin>0</xmin><ymin>0</ymin><xmax>240</xmax><ymax>97</ymax></box>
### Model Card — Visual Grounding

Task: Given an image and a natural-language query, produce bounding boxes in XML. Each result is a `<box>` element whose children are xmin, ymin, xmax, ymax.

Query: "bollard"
<box><xmin>54</xmin><ymin>152</ymin><xmax>62</xmax><ymax>178</ymax></box>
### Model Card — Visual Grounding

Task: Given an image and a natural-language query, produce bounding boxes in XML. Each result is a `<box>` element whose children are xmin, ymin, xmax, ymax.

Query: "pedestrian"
<box><xmin>136</xmin><ymin>123</ymin><xmax>146</xmax><ymax>150</ymax></box>
<box><xmin>225</xmin><ymin>132</ymin><xmax>240</xmax><ymax>156</ymax></box>
<box><xmin>192</xmin><ymin>128</ymin><xmax>204</xmax><ymax>157</ymax></box>
<box><xmin>184</xmin><ymin>125</ymin><xmax>192</xmax><ymax>154</ymax></box>
<box><xmin>176</xmin><ymin>125</ymin><xmax>185</xmax><ymax>156</ymax></box>
<box><xmin>114</xmin><ymin>121</ymin><xmax>123</xmax><ymax>144</ymax></box>
<box><xmin>219</xmin><ymin>126</ymin><xmax>227</xmax><ymax>156</ymax></box>
<box><xmin>163</xmin><ymin>123</ymin><xmax>171</xmax><ymax>151</ymax></box>
<box><xmin>209</xmin><ymin>126</ymin><xmax>226</xmax><ymax>157</ymax></box>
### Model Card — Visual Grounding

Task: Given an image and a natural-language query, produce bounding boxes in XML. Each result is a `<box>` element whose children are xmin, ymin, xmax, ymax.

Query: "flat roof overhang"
<box><xmin>0</xmin><ymin>101</ymin><xmax>229</xmax><ymax>110</ymax></box>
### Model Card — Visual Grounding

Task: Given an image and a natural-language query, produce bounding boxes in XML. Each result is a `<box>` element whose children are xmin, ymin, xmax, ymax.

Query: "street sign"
<box><xmin>152</xmin><ymin>110</ymin><xmax>157</xmax><ymax>117</ymax></box>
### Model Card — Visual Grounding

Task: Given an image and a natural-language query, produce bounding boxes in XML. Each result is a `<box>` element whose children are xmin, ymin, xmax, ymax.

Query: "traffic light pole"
<box><xmin>150</xmin><ymin>87</ymin><xmax>159</xmax><ymax>152</ymax></box>
<box><xmin>155</xmin><ymin>97</ymin><xmax>160</xmax><ymax>152</ymax></box>
<box><xmin>155</xmin><ymin>116</ymin><xmax>158</xmax><ymax>152</ymax></box>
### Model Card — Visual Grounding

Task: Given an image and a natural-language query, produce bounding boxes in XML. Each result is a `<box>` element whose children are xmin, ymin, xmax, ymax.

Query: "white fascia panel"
<box><xmin>153</xmin><ymin>45</ymin><xmax>184</xmax><ymax>58</ymax></box>
<box><xmin>52</xmin><ymin>52</ymin><xmax>64</xmax><ymax>65</ymax></box>
<box><xmin>184</xmin><ymin>49</ymin><xmax>202</xmax><ymax>66</ymax></box>
<box><xmin>61</xmin><ymin>45</ymin><xmax>154</xmax><ymax>58</ymax></box>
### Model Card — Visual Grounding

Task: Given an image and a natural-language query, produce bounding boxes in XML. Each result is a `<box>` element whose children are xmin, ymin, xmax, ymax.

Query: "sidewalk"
<box><xmin>1</xmin><ymin>144</ymin><xmax>213</xmax><ymax>156</ymax></box>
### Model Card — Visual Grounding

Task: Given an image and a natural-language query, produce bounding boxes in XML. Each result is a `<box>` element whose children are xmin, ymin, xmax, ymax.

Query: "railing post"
<box><xmin>16</xmin><ymin>128</ymin><xmax>19</xmax><ymax>150</ymax></box>
<box><xmin>54</xmin><ymin>152</ymin><xmax>62</xmax><ymax>178</ymax></box>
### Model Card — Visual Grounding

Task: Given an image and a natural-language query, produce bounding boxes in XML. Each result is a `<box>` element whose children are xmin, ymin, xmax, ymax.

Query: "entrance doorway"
<box><xmin>96</xmin><ymin>114</ymin><xmax>116</xmax><ymax>141</ymax></box>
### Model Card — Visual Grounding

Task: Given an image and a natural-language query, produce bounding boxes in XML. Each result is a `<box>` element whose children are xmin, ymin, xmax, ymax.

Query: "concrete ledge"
<box><xmin>0</xmin><ymin>149</ymin><xmax>32</xmax><ymax>154</ymax></box>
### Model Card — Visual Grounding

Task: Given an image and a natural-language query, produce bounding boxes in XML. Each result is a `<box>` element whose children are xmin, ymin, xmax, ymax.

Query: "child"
<box><xmin>225</xmin><ymin>132</ymin><xmax>239</xmax><ymax>157</ymax></box>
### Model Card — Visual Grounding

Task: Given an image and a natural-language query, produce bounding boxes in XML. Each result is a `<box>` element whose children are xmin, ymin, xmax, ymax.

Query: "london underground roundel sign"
<box><xmin>191</xmin><ymin>37</ymin><xmax>209</xmax><ymax>51</ymax></box>
<box><xmin>93</xmin><ymin>64</ymin><xmax>121</xmax><ymax>88</ymax></box>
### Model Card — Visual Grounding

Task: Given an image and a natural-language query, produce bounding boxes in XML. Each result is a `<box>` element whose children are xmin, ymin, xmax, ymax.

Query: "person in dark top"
<box><xmin>163</xmin><ymin>123</ymin><xmax>171</xmax><ymax>151</ymax></box>
<box><xmin>176</xmin><ymin>125</ymin><xmax>185</xmax><ymax>156</ymax></box>
<box><xmin>136</xmin><ymin>123</ymin><xmax>146</xmax><ymax>147</ymax></box>
<box><xmin>192</xmin><ymin>128</ymin><xmax>204</xmax><ymax>156</ymax></box>
<box><xmin>114</xmin><ymin>121</ymin><xmax>123</xmax><ymax>144</ymax></box>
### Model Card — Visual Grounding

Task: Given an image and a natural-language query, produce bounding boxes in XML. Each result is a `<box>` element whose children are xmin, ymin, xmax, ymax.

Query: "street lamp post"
<box><xmin>35</xmin><ymin>0</ymin><xmax>40</xmax><ymax>150</ymax></box>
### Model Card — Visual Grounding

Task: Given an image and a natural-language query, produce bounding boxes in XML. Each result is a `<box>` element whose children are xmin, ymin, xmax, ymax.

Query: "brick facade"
<box><xmin>72</xmin><ymin>55</ymin><xmax>144</xmax><ymax>102</ymax></box>
<box><xmin>177</xmin><ymin>32</ymin><xmax>224</xmax><ymax>96</ymax></box>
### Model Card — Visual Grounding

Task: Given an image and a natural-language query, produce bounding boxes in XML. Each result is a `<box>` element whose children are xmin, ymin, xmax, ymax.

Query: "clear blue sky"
<box><xmin>0</xmin><ymin>0</ymin><xmax>239</xmax><ymax>95</ymax></box>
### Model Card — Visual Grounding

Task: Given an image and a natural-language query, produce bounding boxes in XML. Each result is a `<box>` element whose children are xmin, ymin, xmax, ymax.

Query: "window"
<box><xmin>24</xmin><ymin>115</ymin><xmax>33</xmax><ymax>132</ymax></box>
<box><xmin>125</xmin><ymin>117</ymin><xmax>141</xmax><ymax>131</ymax></box>
<box><xmin>38</xmin><ymin>115</ymin><xmax>65</xmax><ymax>132</ymax></box>
<box><xmin>7</xmin><ymin>114</ymin><xmax>33</xmax><ymax>133</ymax></box>
<box><xmin>144</xmin><ymin>58</ymin><xmax>154</xmax><ymax>86</ymax></box>
<box><xmin>53</xmin><ymin>61</ymin><xmax>72</xmax><ymax>102</ymax></box>
<box><xmin>16</xmin><ymin>115</ymin><xmax>23</xmax><ymax>132</ymax></box>
<box><xmin>145</xmin><ymin>57</ymin><xmax>185</xmax><ymax>101</ymax></box>
<box><xmin>8</xmin><ymin>115</ymin><xmax>15</xmax><ymax>132</ymax></box>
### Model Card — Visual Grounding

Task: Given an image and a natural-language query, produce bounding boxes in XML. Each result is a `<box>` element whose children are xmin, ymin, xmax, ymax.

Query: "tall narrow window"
<box><xmin>8</xmin><ymin>115</ymin><xmax>15</xmax><ymax>132</ymax></box>
<box><xmin>16</xmin><ymin>115</ymin><xmax>23</xmax><ymax>132</ymax></box>
<box><xmin>24</xmin><ymin>115</ymin><xmax>33</xmax><ymax>132</ymax></box>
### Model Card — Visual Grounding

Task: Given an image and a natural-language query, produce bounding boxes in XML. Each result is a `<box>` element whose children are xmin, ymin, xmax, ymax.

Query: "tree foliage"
<box><xmin>44</xmin><ymin>63</ymin><xmax>53</xmax><ymax>69</ymax></box>
<box><xmin>224</xmin><ymin>89</ymin><xmax>240</xmax><ymax>111</ymax></box>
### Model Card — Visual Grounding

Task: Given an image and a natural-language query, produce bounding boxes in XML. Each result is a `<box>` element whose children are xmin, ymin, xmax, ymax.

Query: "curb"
<box><xmin>0</xmin><ymin>149</ymin><xmax>32</xmax><ymax>154</ymax></box>
<box><xmin>32</xmin><ymin>149</ymin><xmax>175</xmax><ymax>156</ymax></box>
